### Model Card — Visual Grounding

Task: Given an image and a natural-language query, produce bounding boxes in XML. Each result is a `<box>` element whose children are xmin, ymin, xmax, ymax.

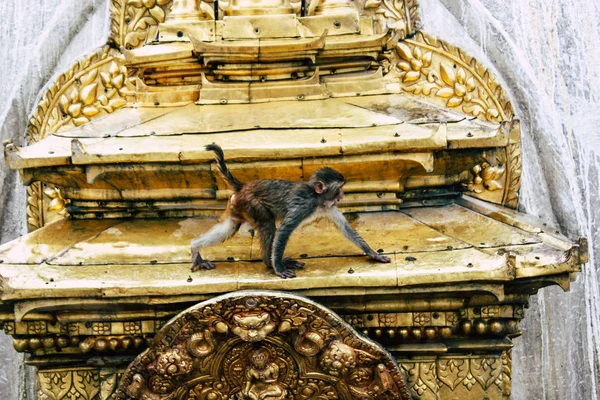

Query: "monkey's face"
<box><xmin>322</xmin><ymin>182</ymin><xmax>344</xmax><ymax>208</ymax></box>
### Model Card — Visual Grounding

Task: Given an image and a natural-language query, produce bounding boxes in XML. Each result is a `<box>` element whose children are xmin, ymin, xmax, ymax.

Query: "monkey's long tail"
<box><xmin>205</xmin><ymin>144</ymin><xmax>244</xmax><ymax>191</ymax></box>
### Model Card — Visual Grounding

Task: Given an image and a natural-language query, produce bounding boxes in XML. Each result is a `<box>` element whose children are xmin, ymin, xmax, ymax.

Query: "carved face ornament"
<box><xmin>232</xmin><ymin>312</ymin><xmax>276</xmax><ymax>342</ymax></box>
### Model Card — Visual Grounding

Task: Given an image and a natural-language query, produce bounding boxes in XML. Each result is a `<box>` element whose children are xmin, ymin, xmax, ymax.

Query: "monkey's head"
<box><xmin>309</xmin><ymin>167</ymin><xmax>346</xmax><ymax>207</ymax></box>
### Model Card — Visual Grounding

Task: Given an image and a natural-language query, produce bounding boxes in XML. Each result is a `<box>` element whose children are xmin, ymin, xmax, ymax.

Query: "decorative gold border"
<box><xmin>26</xmin><ymin>182</ymin><xmax>44</xmax><ymax>232</ymax></box>
<box><xmin>395</xmin><ymin>31</ymin><xmax>514</xmax><ymax>123</ymax></box>
<box><xmin>503</xmin><ymin>141</ymin><xmax>521</xmax><ymax>208</ymax></box>
<box><xmin>27</xmin><ymin>46</ymin><xmax>129</xmax><ymax>143</ymax></box>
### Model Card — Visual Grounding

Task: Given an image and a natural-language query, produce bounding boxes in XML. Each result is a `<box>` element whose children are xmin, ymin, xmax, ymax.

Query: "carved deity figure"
<box><xmin>238</xmin><ymin>347</ymin><xmax>287</xmax><ymax>400</ymax></box>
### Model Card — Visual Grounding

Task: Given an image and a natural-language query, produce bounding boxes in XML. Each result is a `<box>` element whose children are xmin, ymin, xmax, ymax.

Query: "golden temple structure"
<box><xmin>0</xmin><ymin>0</ymin><xmax>586</xmax><ymax>399</ymax></box>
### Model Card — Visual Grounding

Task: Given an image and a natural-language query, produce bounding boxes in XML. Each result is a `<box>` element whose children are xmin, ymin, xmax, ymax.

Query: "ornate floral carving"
<box><xmin>44</xmin><ymin>185</ymin><xmax>70</xmax><ymax>216</ymax></box>
<box><xmin>437</xmin><ymin>356</ymin><xmax>502</xmax><ymax>392</ymax></box>
<box><xmin>393</xmin><ymin>32</ymin><xmax>514</xmax><ymax>123</ymax></box>
<box><xmin>3</xmin><ymin>321</ymin><xmax>15</xmax><ymax>335</ymax></box>
<box><xmin>361</xmin><ymin>0</ymin><xmax>419</xmax><ymax>38</ymax></box>
<box><xmin>480</xmin><ymin>306</ymin><xmax>500</xmax><ymax>318</ymax></box>
<box><xmin>437</xmin><ymin>358</ymin><xmax>467</xmax><ymax>391</ymax></box>
<box><xmin>38</xmin><ymin>369</ymin><xmax>100</xmax><ymax>400</ymax></box>
<box><xmin>464</xmin><ymin>162</ymin><xmax>505</xmax><ymax>194</ymax></box>
<box><xmin>27</xmin><ymin>321</ymin><xmax>47</xmax><ymax>335</ymax></box>
<box><xmin>115</xmin><ymin>291</ymin><xmax>411</xmax><ymax>399</ymax></box>
<box><xmin>27</xmin><ymin>46</ymin><xmax>128</xmax><ymax>143</ymax></box>
<box><xmin>92</xmin><ymin>322</ymin><xmax>111</xmax><ymax>335</ymax></box>
<box><xmin>379</xmin><ymin>313</ymin><xmax>397</xmax><ymax>327</ymax></box>
<box><xmin>413</xmin><ymin>312</ymin><xmax>431</xmax><ymax>326</ymax></box>
<box><xmin>124</xmin><ymin>322</ymin><xmax>141</xmax><ymax>335</ymax></box>
<box><xmin>401</xmin><ymin>360</ymin><xmax>437</xmax><ymax>397</ymax></box>
<box><xmin>344</xmin><ymin>314</ymin><xmax>364</xmax><ymax>327</ymax></box>
<box><xmin>109</xmin><ymin>0</ymin><xmax>173</xmax><ymax>49</ymax></box>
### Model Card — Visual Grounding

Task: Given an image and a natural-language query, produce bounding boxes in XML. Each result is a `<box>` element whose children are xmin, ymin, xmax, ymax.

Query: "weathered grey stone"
<box><xmin>420</xmin><ymin>1</ymin><xmax>600</xmax><ymax>398</ymax></box>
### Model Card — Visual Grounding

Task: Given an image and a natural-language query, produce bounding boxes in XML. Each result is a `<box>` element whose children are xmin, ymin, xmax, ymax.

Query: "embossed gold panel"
<box><xmin>114</xmin><ymin>291</ymin><xmax>412</xmax><ymax>399</ymax></box>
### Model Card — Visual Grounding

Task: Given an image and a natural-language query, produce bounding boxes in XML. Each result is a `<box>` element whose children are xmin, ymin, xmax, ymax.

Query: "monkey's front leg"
<box><xmin>368</xmin><ymin>253</ymin><xmax>391</xmax><ymax>263</ymax></box>
<box><xmin>271</xmin><ymin>212</ymin><xmax>312</xmax><ymax>279</ymax></box>
<box><xmin>258</xmin><ymin>224</ymin><xmax>304</xmax><ymax>271</ymax></box>
<box><xmin>329</xmin><ymin>208</ymin><xmax>391</xmax><ymax>263</ymax></box>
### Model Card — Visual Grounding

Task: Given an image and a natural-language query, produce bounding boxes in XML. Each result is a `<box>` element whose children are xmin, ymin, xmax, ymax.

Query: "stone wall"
<box><xmin>1</xmin><ymin>0</ymin><xmax>598</xmax><ymax>398</ymax></box>
<box><xmin>0</xmin><ymin>1</ymin><xmax>109</xmax><ymax>399</ymax></box>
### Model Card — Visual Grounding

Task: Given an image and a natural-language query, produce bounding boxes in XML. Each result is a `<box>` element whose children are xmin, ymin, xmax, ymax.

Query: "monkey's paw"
<box><xmin>191</xmin><ymin>253</ymin><xmax>216</xmax><ymax>271</ymax></box>
<box><xmin>369</xmin><ymin>253</ymin><xmax>391</xmax><ymax>263</ymax></box>
<box><xmin>275</xmin><ymin>268</ymin><xmax>297</xmax><ymax>279</ymax></box>
<box><xmin>282</xmin><ymin>257</ymin><xmax>305</xmax><ymax>269</ymax></box>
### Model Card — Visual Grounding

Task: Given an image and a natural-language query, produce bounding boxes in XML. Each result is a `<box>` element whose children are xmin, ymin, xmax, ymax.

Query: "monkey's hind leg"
<box><xmin>191</xmin><ymin>215</ymin><xmax>241</xmax><ymax>272</ymax></box>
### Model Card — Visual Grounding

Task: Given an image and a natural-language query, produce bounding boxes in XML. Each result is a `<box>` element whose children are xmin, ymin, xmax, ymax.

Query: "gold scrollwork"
<box><xmin>394</xmin><ymin>32</ymin><xmax>514</xmax><ymax>123</ymax></box>
<box><xmin>109</xmin><ymin>0</ymin><xmax>173</xmax><ymax>49</ymax></box>
<box><xmin>26</xmin><ymin>182</ymin><xmax>44</xmax><ymax>232</ymax></box>
<box><xmin>115</xmin><ymin>292</ymin><xmax>411</xmax><ymax>399</ymax></box>
<box><xmin>501</xmin><ymin>350</ymin><xmax>512</xmax><ymax>397</ymax></box>
<box><xmin>503</xmin><ymin>141</ymin><xmax>521</xmax><ymax>208</ymax></box>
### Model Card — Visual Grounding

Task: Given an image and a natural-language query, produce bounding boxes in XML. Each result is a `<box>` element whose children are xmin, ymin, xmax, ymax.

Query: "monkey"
<box><xmin>190</xmin><ymin>144</ymin><xmax>391</xmax><ymax>279</ymax></box>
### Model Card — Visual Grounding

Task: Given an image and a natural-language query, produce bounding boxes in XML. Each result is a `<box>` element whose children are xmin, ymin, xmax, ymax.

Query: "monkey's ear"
<box><xmin>314</xmin><ymin>181</ymin><xmax>326</xmax><ymax>194</ymax></box>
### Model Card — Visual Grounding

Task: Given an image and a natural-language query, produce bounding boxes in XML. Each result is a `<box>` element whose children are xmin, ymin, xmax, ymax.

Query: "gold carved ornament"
<box><xmin>25</xmin><ymin>45</ymin><xmax>132</xmax><ymax>231</ymax></box>
<box><xmin>504</xmin><ymin>140</ymin><xmax>521</xmax><ymax>208</ymax></box>
<box><xmin>37</xmin><ymin>369</ymin><xmax>101</xmax><ymax>400</ymax></box>
<box><xmin>361</xmin><ymin>0</ymin><xmax>420</xmax><ymax>37</ymax></box>
<box><xmin>114</xmin><ymin>291</ymin><xmax>411</xmax><ymax>400</ymax></box>
<box><xmin>109</xmin><ymin>0</ymin><xmax>173</xmax><ymax>49</ymax></box>
<box><xmin>392</xmin><ymin>32</ymin><xmax>514</xmax><ymax>123</ymax></box>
